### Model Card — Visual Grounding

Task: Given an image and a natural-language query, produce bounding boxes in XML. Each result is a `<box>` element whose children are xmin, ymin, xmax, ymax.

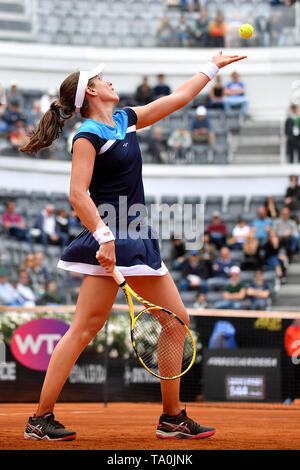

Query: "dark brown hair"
<box><xmin>20</xmin><ymin>72</ymin><xmax>94</xmax><ymax>154</ymax></box>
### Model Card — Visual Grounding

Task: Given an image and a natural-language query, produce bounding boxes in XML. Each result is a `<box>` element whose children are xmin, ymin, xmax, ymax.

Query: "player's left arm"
<box><xmin>132</xmin><ymin>51</ymin><xmax>247</xmax><ymax>130</ymax></box>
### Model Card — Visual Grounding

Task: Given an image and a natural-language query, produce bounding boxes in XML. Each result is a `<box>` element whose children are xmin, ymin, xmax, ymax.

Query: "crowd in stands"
<box><xmin>170</xmin><ymin>175</ymin><xmax>300</xmax><ymax>310</ymax></box>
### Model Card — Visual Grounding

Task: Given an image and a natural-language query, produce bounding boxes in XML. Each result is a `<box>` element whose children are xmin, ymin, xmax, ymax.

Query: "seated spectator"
<box><xmin>6</xmin><ymin>80</ymin><xmax>25</xmax><ymax>111</ymax></box>
<box><xmin>34</xmin><ymin>251</ymin><xmax>50</xmax><ymax>288</ymax></box>
<box><xmin>189</xmin><ymin>106</ymin><xmax>215</xmax><ymax>148</ymax></box>
<box><xmin>179</xmin><ymin>250</ymin><xmax>209</xmax><ymax>294</ymax></box>
<box><xmin>2</xmin><ymin>101</ymin><xmax>26</xmax><ymax>132</ymax></box>
<box><xmin>20</xmin><ymin>252</ymin><xmax>49</xmax><ymax>297</ymax></box>
<box><xmin>208</xmin><ymin>12</ymin><xmax>226</xmax><ymax>48</ymax></box>
<box><xmin>214</xmin><ymin>266</ymin><xmax>246</xmax><ymax>310</ymax></box>
<box><xmin>199</xmin><ymin>232</ymin><xmax>217</xmax><ymax>273</ymax></box>
<box><xmin>156</xmin><ymin>15</ymin><xmax>175</xmax><ymax>47</ymax></box>
<box><xmin>177</xmin><ymin>15</ymin><xmax>194</xmax><ymax>47</ymax></box>
<box><xmin>148</xmin><ymin>126</ymin><xmax>168</xmax><ymax>163</ymax></box>
<box><xmin>285</xmin><ymin>175</ymin><xmax>300</xmax><ymax>213</ymax></box>
<box><xmin>16</xmin><ymin>269</ymin><xmax>36</xmax><ymax>307</ymax></box>
<box><xmin>26</xmin><ymin>100</ymin><xmax>43</xmax><ymax>132</ymax></box>
<box><xmin>9</xmin><ymin>119</ymin><xmax>29</xmax><ymax>150</ymax></box>
<box><xmin>251</xmin><ymin>206</ymin><xmax>273</xmax><ymax>244</ymax></box>
<box><xmin>36</xmin><ymin>280</ymin><xmax>64</xmax><ymax>306</ymax></box>
<box><xmin>135</xmin><ymin>77</ymin><xmax>154</xmax><ymax>105</ymax></box>
<box><xmin>247</xmin><ymin>269</ymin><xmax>271</xmax><ymax>311</ymax></box>
<box><xmin>193</xmin><ymin>6</ymin><xmax>209</xmax><ymax>47</ymax></box>
<box><xmin>273</xmin><ymin>207</ymin><xmax>299</xmax><ymax>261</ymax></box>
<box><xmin>212</xmin><ymin>246</ymin><xmax>234</xmax><ymax>278</ymax></box>
<box><xmin>193</xmin><ymin>292</ymin><xmax>207</xmax><ymax>310</ymax></box>
<box><xmin>56</xmin><ymin>208</ymin><xmax>70</xmax><ymax>243</ymax></box>
<box><xmin>154</xmin><ymin>74</ymin><xmax>171</xmax><ymax>100</ymax></box>
<box><xmin>170</xmin><ymin>235</ymin><xmax>186</xmax><ymax>270</ymax></box>
<box><xmin>2</xmin><ymin>201</ymin><xmax>31</xmax><ymax>244</ymax></box>
<box><xmin>33</xmin><ymin>204</ymin><xmax>69</xmax><ymax>249</ymax></box>
<box><xmin>265</xmin><ymin>196</ymin><xmax>279</xmax><ymax>219</ymax></box>
<box><xmin>285</xmin><ymin>104</ymin><xmax>300</xmax><ymax>164</ymax></box>
<box><xmin>40</xmin><ymin>88</ymin><xmax>57</xmax><ymax>114</ymax></box>
<box><xmin>209</xmin><ymin>75</ymin><xmax>225</xmax><ymax>109</ymax></box>
<box><xmin>229</xmin><ymin>217</ymin><xmax>250</xmax><ymax>249</ymax></box>
<box><xmin>167</xmin><ymin>127</ymin><xmax>192</xmax><ymax>160</ymax></box>
<box><xmin>206</xmin><ymin>211</ymin><xmax>227</xmax><ymax>249</ymax></box>
<box><xmin>263</xmin><ymin>230</ymin><xmax>287</xmax><ymax>280</ymax></box>
<box><xmin>0</xmin><ymin>267</ymin><xmax>24</xmax><ymax>306</ymax></box>
<box><xmin>241</xmin><ymin>228</ymin><xmax>262</xmax><ymax>271</ymax></box>
<box><xmin>223</xmin><ymin>72</ymin><xmax>248</xmax><ymax>116</ymax></box>
<box><xmin>208</xmin><ymin>321</ymin><xmax>237</xmax><ymax>348</ymax></box>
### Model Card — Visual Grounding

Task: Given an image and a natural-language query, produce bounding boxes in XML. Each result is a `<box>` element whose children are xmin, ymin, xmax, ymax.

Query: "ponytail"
<box><xmin>20</xmin><ymin>100</ymin><xmax>73</xmax><ymax>154</ymax></box>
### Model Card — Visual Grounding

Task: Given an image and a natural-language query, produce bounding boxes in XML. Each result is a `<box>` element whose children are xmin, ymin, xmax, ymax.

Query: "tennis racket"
<box><xmin>112</xmin><ymin>267</ymin><xmax>196</xmax><ymax>380</ymax></box>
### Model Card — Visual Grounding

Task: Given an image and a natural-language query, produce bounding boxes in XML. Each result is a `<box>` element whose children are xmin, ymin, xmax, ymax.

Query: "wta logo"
<box><xmin>11</xmin><ymin>318</ymin><xmax>69</xmax><ymax>371</ymax></box>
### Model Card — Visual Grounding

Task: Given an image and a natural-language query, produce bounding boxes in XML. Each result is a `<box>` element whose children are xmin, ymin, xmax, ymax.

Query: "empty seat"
<box><xmin>226</xmin><ymin>196</ymin><xmax>246</xmax><ymax>216</ymax></box>
<box><xmin>204</xmin><ymin>196</ymin><xmax>223</xmax><ymax>219</ymax></box>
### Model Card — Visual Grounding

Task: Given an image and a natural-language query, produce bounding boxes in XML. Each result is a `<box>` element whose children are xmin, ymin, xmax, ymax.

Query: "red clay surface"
<box><xmin>1</xmin><ymin>402</ymin><xmax>300</xmax><ymax>450</ymax></box>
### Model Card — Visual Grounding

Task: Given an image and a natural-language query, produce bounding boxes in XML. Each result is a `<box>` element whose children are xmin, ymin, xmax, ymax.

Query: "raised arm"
<box><xmin>132</xmin><ymin>51</ymin><xmax>247</xmax><ymax>130</ymax></box>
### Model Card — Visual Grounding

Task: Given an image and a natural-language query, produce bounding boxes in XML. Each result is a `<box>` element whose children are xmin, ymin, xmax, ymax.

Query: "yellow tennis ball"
<box><xmin>239</xmin><ymin>24</ymin><xmax>254</xmax><ymax>38</ymax></box>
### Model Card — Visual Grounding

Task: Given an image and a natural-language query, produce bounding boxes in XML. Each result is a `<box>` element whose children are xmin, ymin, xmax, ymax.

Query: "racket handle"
<box><xmin>112</xmin><ymin>267</ymin><xmax>126</xmax><ymax>286</ymax></box>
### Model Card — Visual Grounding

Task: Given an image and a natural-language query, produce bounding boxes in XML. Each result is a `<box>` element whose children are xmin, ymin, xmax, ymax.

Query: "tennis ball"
<box><xmin>239</xmin><ymin>24</ymin><xmax>254</xmax><ymax>39</ymax></box>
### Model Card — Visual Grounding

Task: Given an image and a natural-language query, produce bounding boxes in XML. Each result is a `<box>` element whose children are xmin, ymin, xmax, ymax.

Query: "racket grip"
<box><xmin>112</xmin><ymin>267</ymin><xmax>126</xmax><ymax>286</ymax></box>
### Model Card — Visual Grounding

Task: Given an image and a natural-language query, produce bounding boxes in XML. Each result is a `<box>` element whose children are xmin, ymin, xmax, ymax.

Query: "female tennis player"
<box><xmin>21</xmin><ymin>50</ymin><xmax>246</xmax><ymax>441</ymax></box>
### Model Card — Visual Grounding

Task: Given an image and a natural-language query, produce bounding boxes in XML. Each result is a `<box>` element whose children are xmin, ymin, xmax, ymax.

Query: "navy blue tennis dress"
<box><xmin>57</xmin><ymin>107</ymin><xmax>168</xmax><ymax>277</ymax></box>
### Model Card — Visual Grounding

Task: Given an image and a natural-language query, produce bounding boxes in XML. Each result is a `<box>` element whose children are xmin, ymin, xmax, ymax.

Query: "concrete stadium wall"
<box><xmin>1</xmin><ymin>42</ymin><xmax>300</xmax><ymax>119</ymax></box>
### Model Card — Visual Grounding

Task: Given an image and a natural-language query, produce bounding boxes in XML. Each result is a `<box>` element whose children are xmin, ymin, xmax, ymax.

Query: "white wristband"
<box><xmin>200</xmin><ymin>62</ymin><xmax>219</xmax><ymax>80</ymax></box>
<box><xmin>93</xmin><ymin>225</ymin><xmax>115</xmax><ymax>245</ymax></box>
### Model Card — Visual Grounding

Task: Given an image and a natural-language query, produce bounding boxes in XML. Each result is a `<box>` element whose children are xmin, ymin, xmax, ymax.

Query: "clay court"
<box><xmin>1</xmin><ymin>401</ymin><xmax>300</xmax><ymax>451</ymax></box>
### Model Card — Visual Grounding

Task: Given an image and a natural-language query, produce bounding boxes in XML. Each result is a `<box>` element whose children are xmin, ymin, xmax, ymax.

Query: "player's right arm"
<box><xmin>70</xmin><ymin>138</ymin><xmax>116</xmax><ymax>272</ymax></box>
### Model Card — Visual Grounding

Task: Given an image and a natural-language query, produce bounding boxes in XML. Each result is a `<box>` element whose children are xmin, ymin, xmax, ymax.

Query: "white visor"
<box><xmin>74</xmin><ymin>63</ymin><xmax>104</xmax><ymax>113</ymax></box>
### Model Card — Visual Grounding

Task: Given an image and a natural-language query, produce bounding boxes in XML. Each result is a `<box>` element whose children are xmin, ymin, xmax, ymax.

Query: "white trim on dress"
<box><xmin>57</xmin><ymin>260</ymin><xmax>168</xmax><ymax>277</ymax></box>
<box><xmin>98</xmin><ymin>124</ymin><xmax>137</xmax><ymax>155</ymax></box>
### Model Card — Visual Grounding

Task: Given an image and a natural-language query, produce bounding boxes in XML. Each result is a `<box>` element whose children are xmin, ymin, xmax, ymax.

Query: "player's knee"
<box><xmin>72</xmin><ymin>315</ymin><xmax>103</xmax><ymax>346</ymax></box>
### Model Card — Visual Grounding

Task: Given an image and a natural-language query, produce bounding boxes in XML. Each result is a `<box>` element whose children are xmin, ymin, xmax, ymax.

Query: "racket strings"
<box><xmin>132</xmin><ymin>308</ymin><xmax>194</xmax><ymax>379</ymax></box>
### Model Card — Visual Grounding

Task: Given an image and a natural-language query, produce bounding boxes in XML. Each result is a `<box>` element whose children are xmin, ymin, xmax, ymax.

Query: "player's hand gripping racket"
<box><xmin>112</xmin><ymin>267</ymin><xmax>196</xmax><ymax>380</ymax></box>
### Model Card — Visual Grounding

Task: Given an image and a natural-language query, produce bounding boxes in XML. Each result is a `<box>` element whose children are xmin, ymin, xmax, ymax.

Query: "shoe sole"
<box><xmin>24</xmin><ymin>432</ymin><xmax>77</xmax><ymax>441</ymax></box>
<box><xmin>156</xmin><ymin>429</ymin><xmax>215</xmax><ymax>439</ymax></box>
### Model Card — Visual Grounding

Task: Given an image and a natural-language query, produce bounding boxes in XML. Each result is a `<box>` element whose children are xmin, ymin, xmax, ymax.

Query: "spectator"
<box><xmin>285</xmin><ymin>175</ymin><xmax>300</xmax><ymax>213</ymax></box>
<box><xmin>265</xmin><ymin>196</ymin><xmax>279</xmax><ymax>219</ymax></box>
<box><xmin>33</xmin><ymin>204</ymin><xmax>68</xmax><ymax>249</ymax></box>
<box><xmin>273</xmin><ymin>207</ymin><xmax>299</xmax><ymax>261</ymax></box>
<box><xmin>251</xmin><ymin>206</ymin><xmax>273</xmax><ymax>244</ymax></box>
<box><xmin>154</xmin><ymin>74</ymin><xmax>171</xmax><ymax>100</ymax></box>
<box><xmin>247</xmin><ymin>269</ymin><xmax>271</xmax><ymax>310</ymax></box>
<box><xmin>189</xmin><ymin>105</ymin><xmax>215</xmax><ymax>149</ymax></box>
<box><xmin>167</xmin><ymin>127</ymin><xmax>192</xmax><ymax>161</ymax></box>
<box><xmin>206</xmin><ymin>211</ymin><xmax>227</xmax><ymax>249</ymax></box>
<box><xmin>223</xmin><ymin>71</ymin><xmax>249</xmax><ymax>116</ymax></box>
<box><xmin>34</xmin><ymin>251</ymin><xmax>50</xmax><ymax>291</ymax></box>
<box><xmin>177</xmin><ymin>15</ymin><xmax>194</xmax><ymax>47</ymax></box>
<box><xmin>208</xmin><ymin>12</ymin><xmax>226</xmax><ymax>48</ymax></box>
<box><xmin>135</xmin><ymin>77</ymin><xmax>154</xmax><ymax>105</ymax></box>
<box><xmin>193</xmin><ymin>6</ymin><xmax>209</xmax><ymax>47</ymax></box>
<box><xmin>20</xmin><ymin>252</ymin><xmax>49</xmax><ymax>296</ymax></box>
<box><xmin>263</xmin><ymin>230</ymin><xmax>287</xmax><ymax>280</ymax></box>
<box><xmin>285</xmin><ymin>104</ymin><xmax>300</xmax><ymax>163</ymax></box>
<box><xmin>6</xmin><ymin>80</ymin><xmax>25</xmax><ymax>111</ymax></box>
<box><xmin>0</xmin><ymin>267</ymin><xmax>24</xmax><ymax>306</ymax></box>
<box><xmin>148</xmin><ymin>126</ymin><xmax>168</xmax><ymax>163</ymax></box>
<box><xmin>9</xmin><ymin>119</ymin><xmax>29</xmax><ymax>151</ymax></box>
<box><xmin>209</xmin><ymin>75</ymin><xmax>225</xmax><ymax>109</ymax></box>
<box><xmin>156</xmin><ymin>16</ymin><xmax>175</xmax><ymax>47</ymax></box>
<box><xmin>2</xmin><ymin>201</ymin><xmax>32</xmax><ymax>244</ymax></box>
<box><xmin>2</xmin><ymin>101</ymin><xmax>26</xmax><ymax>132</ymax></box>
<box><xmin>16</xmin><ymin>269</ymin><xmax>36</xmax><ymax>307</ymax></box>
<box><xmin>26</xmin><ymin>100</ymin><xmax>43</xmax><ymax>132</ymax></box>
<box><xmin>179</xmin><ymin>250</ymin><xmax>209</xmax><ymax>294</ymax></box>
<box><xmin>212</xmin><ymin>246</ymin><xmax>234</xmax><ymax>278</ymax></box>
<box><xmin>170</xmin><ymin>235</ymin><xmax>186</xmax><ymax>270</ymax></box>
<box><xmin>56</xmin><ymin>208</ymin><xmax>70</xmax><ymax>243</ymax></box>
<box><xmin>283</xmin><ymin>318</ymin><xmax>300</xmax><ymax>404</ymax></box>
<box><xmin>193</xmin><ymin>292</ymin><xmax>207</xmax><ymax>309</ymax></box>
<box><xmin>0</xmin><ymin>83</ymin><xmax>7</xmax><ymax>117</ymax></box>
<box><xmin>214</xmin><ymin>265</ymin><xmax>246</xmax><ymax>310</ymax></box>
<box><xmin>229</xmin><ymin>216</ymin><xmax>250</xmax><ymax>249</ymax></box>
<box><xmin>40</xmin><ymin>88</ymin><xmax>57</xmax><ymax>114</ymax></box>
<box><xmin>68</xmin><ymin>209</ymin><xmax>82</xmax><ymax>240</ymax></box>
<box><xmin>36</xmin><ymin>280</ymin><xmax>64</xmax><ymax>306</ymax></box>
<box><xmin>199</xmin><ymin>231</ymin><xmax>217</xmax><ymax>272</ymax></box>
<box><xmin>241</xmin><ymin>228</ymin><xmax>262</xmax><ymax>271</ymax></box>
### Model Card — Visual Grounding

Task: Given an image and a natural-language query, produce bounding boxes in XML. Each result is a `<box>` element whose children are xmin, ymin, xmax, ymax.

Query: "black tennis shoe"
<box><xmin>24</xmin><ymin>411</ymin><xmax>76</xmax><ymax>441</ymax></box>
<box><xmin>156</xmin><ymin>408</ymin><xmax>215</xmax><ymax>439</ymax></box>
